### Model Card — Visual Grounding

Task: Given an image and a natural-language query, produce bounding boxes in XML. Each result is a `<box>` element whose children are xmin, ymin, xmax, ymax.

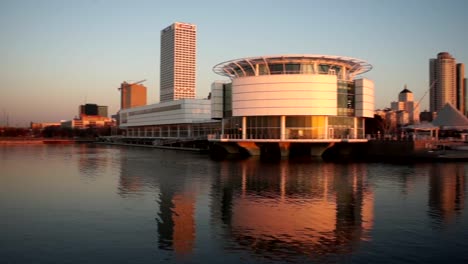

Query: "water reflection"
<box><xmin>211</xmin><ymin>159</ymin><xmax>374</xmax><ymax>261</ymax></box>
<box><xmin>2</xmin><ymin>145</ymin><xmax>468</xmax><ymax>263</ymax></box>
<box><xmin>117</xmin><ymin>149</ymin><xmax>200</xmax><ymax>255</ymax></box>
<box><xmin>78</xmin><ymin>144</ymin><xmax>106</xmax><ymax>180</ymax></box>
<box><xmin>428</xmin><ymin>163</ymin><xmax>466</xmax><ymax>227</ymax></box>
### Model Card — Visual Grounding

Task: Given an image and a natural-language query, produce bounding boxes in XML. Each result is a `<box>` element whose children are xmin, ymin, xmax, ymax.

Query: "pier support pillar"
<box><xmin>238</xmin><ymin>142</ymin><xmax>260</xmax><ymax>156</ymax></box>
<box><xmin>279</xmin><ymin>142</ymin><xmax>290</xmax><ymax>157</ymax></box>
<box><xmin>242</xmin><ymin>116</ymin><xmax>247</xmax><ymax>140</ymax></box>
<box><xmin>310</xmin><ymin>143</ymin><xmax>333</xmax><ymax>157</ymax></box>
<box><xmin>280</xmin><ymin>116</ymin><xmax>286</xmax><ymax>140</ymax></box>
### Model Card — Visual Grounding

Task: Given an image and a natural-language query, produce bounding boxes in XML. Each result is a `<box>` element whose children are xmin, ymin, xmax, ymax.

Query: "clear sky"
<box><xmin>1</xmin><ymin>0</ymin><xmax>467</xmax><ymax>126</ymax></box>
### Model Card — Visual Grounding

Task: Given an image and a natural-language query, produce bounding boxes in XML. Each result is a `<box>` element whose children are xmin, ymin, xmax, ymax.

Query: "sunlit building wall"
<box><xmin>456</xmin><ymin>63</ymin><xmax>466</xmax><ymax>115</ymax></box>
<box><xmin>430</xmin><ymin>52</ymin><xmax>457</xmax><ymax>113</ymax></box>
<box><xmin>120</xmin><ymin>81</ymin><xmax>147</xmax><ymax>110</ymax></box>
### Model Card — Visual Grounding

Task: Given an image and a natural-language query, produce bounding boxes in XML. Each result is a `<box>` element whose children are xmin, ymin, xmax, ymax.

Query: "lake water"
<box><xmin>1</xmin><ymin>144</ymin><xmax>468</xmax><ymax>263</ymax></box>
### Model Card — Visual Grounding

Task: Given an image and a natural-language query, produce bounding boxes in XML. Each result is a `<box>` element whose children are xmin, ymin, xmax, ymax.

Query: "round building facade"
<box><xmin>211</xmin><ymin>54</ymin><xmax>375</xmax><ymax>141</ymax></box>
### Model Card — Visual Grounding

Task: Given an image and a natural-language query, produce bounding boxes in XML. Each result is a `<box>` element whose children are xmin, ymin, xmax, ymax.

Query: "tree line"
<box><xmin>0</xmin><ymin>126</ymin><xmax>118</xmax><ymax>138</ymax></box>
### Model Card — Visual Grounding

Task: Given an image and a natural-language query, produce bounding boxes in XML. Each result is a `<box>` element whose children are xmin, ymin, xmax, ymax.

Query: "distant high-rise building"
<box><xmin>79</xmin><ymin>104</ymin><xmax>108</xmax><ymax>117</ymax></box>
<box><xmin>456</xmin><ymin>63</ymin><xmax>466</xmax><ymax>115</ymax></box>
<box><xmin>430</xmin><ymin>52</ymin><xmax>457</xmax><ymax>113</ymax></box>
<box><xmin>160</xmin><ymin>22</ymin><xmax>196</xmax><ymax>103</ymax></box>
<box><xmin>390</xmin><ymin>85</ymin><xmax>419</xmax><ymax>124</ymax></box>
<box><xmin>98</xmin><ymin>106</ymin><xmax>108</xmax><ymax>117</ymax></box>
<box><xmin>79</xmin><ymin>104</ymin><xmax>98</xmax><ymax>116</ymax></box>
<box><xmin>120</xmin><ymin>81</ymin><xmax>147</xmax><ymax>110</ymax></box>
<box><xmin>465</xmin><ymin>78</ymin><xmax>468</xmax><ymax>116</ymax></box>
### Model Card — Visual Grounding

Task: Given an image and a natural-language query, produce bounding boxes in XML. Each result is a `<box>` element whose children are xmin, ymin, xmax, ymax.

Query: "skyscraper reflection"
<box><xmin>211</xmin><ymin>159</ymin><xmax>374</xmax><ymax>261</ymax></box>
<box><xmin>157</xmin><ymin>188</ymin><xmax>196</xmax><ymax>255</ymax></box>
<box><xmin>428</xmin><ymin>163</ymin><xmax>466</xmax><ymax>227</ymax></box>
<box><xmin>117</xmin><ymin>149</ymin><xmax>199</xmax><ymax>255</ymax></box>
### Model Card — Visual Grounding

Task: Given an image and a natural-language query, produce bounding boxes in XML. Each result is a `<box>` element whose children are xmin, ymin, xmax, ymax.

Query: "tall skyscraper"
<box><xmin>456</xmin><ymin>63</ymin><xmax>466</xmax><ymax>115</ymax></box>
<box><xmin>160</xmin><ymin>22</ymin><xmax>196</xmax><ymax>103</ymax></box>
<box><xmin>119</xmin><ymin>81</ymin><xmax>147</xmax><ymax>110</ymax></box>
<box><xmin>430</xmin><ymin>52</ymin><xmax>457</xmax><ymax>113</ymax></box>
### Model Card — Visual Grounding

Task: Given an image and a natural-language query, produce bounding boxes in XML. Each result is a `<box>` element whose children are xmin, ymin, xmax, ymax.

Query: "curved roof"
<box><xmin>213</xmin><ymin>54</ymin><xmax>372</xmax><ymax>79</ymax></box>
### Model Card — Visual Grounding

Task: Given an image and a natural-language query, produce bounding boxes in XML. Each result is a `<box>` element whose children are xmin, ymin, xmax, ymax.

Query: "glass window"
<box><xmin>244</xmin><ymin>65</ymin><xmax>255</xmax><ymax>76</ymax></box>
<box><xmin>300</xmin><ymin>64</ymin><xmax>314</xmax><ymax>74</ymax></box>
<box><xmin>318</xmin><ymin>64</ymin><xmax>330</xmax><ymax>74</ymax></box>
<box><xmin>258</xmin><ymin>64</ymin><xmax>269</xmax><ymax>75</ymax></box>
<box><xmin>269</xmin><ymin>64</ymin><xmax>283</xmax><ymax>75</ymax></box>
<box><xmin>246</xmin><ymin>116</ymin><xmax>280</xmax><ymax>139</ymax></box>
<box><xmin>285</xmin><ymin>63</ymin><xmax>300</xmax><ymax>74</ymax></box>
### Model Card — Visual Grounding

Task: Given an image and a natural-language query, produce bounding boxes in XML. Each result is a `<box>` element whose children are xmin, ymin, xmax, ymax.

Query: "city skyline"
<box><xmin>1</xmin><ymin>0</ymin><xmax>467</xmax><ymax>126</ymax></box>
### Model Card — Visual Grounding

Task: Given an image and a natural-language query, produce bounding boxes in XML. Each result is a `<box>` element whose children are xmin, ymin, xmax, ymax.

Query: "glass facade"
<box><xmin>337</xmin><ymin>80</ymin><xmax>355</xmax><ymax>116</ymax></box>
<box><xmin>125</xmin><ymin>122</ymin><xmax>219</xmax><ymax>138</ymax></box>
<box><xmin>221</xmin><ymin>59</ymin><xmax>364</xmax><ymax>81</ymax></box>
<box><xmin>223</xmin><ymin>83</ymin><xmax>232</xmax><ymax>117</ymax></box>
<box><xmin>328</xmin><ymin>116</ymin><xmax>355</xmax><ymax>138</ymax></box>
<box><xmin>286</xmin><ymin>116</ymin><xmax>326</xmax><ymax>139</ymax></box>
<box><xmin>223</xmin><ymin>117</ymin><xmax>243</xmax><ymax>139</ymax></box>
<box><xmin>246</xmin><ymin>116</ymin><xmax>280</xmax><ymax>139</ymax></box>
<box><xmin>217</xmin><ymin>115</ymin><xmax>363</xmax><ymax>140</ymax></box>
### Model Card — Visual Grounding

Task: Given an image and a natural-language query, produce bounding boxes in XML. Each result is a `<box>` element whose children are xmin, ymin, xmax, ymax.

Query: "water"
<box><xmin>1</xmin><ymin>144</ymin><xmax>468</xmax><ymax>263</ymax></box>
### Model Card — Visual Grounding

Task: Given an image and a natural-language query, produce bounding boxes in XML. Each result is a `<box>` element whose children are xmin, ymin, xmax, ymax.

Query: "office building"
<box><xmin>456</xmin><ymin>63</ymin><xmax>466</xmax><ymax>115</ymax></box>
<box><xmin>160</xmin><ymin>22</ymin><xmax>196</xmax><ymax>102</ymax></box>
<box><xmin>430</xmin><ymin>52</ymin><xmax>457</xmax><ymax>113</ymax></box>
<box><xmin>98</xmin><ymin>106</ymin><xmax>108</xmax><ymax>117</ymax></box>
<box><xmin>79</xmin><ymin>104</ymin><xmax>108</xmax><ymax>118</ymax></box>
<box><xmin>119</xmin><ymin>81</ymin><xmax>147</xmax><ymax>110</ymax></box>
<box><xmin>390</xmin><ymin>85</ymin><xmax>419</xmax><ymax>124</ymax></box>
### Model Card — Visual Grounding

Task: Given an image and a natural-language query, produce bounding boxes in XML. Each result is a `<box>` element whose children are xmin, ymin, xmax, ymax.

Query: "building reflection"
<box><xmin>157</xmin><ymin>190</ymin><xmax>196</xmax><ymax>255</ymax></box>
<box><xmin>78</xmin><ymin>144</ymin><xmax>106</xmax><ymax>179</ymax></box>
<box><xmin>428</xmin><ymin>163</ymin><xmax>465</xmax><ymax>227</ymax></box>
<box><xmin>117</xmin><ymin>149</ymin><xmax>198</xmax><ymax>255</ymax></box>
<box><xmin>211</xmin><ymin>159</ymin><xmax>374</xmax><ymax>260</ymax></box>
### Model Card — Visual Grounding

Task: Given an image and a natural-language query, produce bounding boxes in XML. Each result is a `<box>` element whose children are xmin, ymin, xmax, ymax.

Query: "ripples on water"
<box><xmin>1</xmin><ymin>144</ymin><xmax>468</xmax><ymax>263</ymax></box>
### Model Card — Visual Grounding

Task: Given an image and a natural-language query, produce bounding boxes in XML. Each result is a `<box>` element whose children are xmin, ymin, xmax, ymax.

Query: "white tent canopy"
<box><xmin>432</xmin><ymin>103</ymin><xmax>468</xmax><ymax>130</ymax></box>
<box><xmin>404</xmin><ymin>122</ymin><xmax>438</xmax><ymax>131</ymax></box>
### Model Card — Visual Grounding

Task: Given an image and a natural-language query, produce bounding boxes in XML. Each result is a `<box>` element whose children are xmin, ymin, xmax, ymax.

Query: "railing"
<box><xmin>207</xmin><ymin>134</ymin><xmax>368</xmax><ymax>140</ymax></box>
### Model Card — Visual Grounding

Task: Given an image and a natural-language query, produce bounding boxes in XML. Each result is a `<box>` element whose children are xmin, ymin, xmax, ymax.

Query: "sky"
<box><xmin>1</xmin><ymin>0</ymin><xmax>467</xmax><ymax>127</ymax></box>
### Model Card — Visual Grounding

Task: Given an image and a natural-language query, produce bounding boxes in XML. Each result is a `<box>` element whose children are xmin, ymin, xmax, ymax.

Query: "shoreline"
<box><xmin>0</xmin><ymin>138</ymin><xmax>95</xmax><ymax>145</ymax></box>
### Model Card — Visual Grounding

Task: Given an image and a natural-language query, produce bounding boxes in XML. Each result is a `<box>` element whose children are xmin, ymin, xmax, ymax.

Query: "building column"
<box><xmin>242</xmin><ymin>116</ymin><xmax>247</xmax><ymax>140</ymax></box>
<box><xmin>177</xmin><ymin>125</ymin><xmax>180</xmax><ymax>138</ymax></box>
<box><xmin>280</xmin><ymin>116</ymin><xmax>286</xmax><ymax>140</ymax></box>
<box><xmin>325</xmin><ymin>116</ymin><xmax>329</xmax><ymax>139</ymax></box>
<box><xmin>221</xmin><ymin>119</ymin><xmax>225</xmax><ymax>139</ymax></box>
<box><xmin>353</xmin><ymin>118</ymin><xmax>358</xmax><ymax>139</ymax></box>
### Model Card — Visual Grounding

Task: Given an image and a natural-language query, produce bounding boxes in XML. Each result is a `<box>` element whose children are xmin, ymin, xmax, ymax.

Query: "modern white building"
<box><xmin>211</xmin><ymin>55</ymin><xmax>375</xmax><ymax>141</ymax></box>
<box><xmin>160</xmin><ymin>22</ymin><xmax>196</xmax><ymax>103</ymax></box>
<box><xmin>119</xmin><ymin>99</ymin><xmax>218</xmax><ymax>138</ymax></box>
